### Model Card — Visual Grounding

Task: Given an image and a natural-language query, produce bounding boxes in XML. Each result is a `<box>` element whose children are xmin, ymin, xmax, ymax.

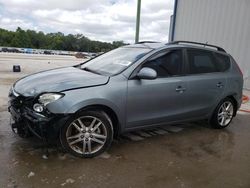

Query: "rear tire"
<box><xmin>60</xmin><ymin>111</ymin><xmax>113</xmax><ymax>158</ymax></box>
<box><xmin>210</xmin><ymin>98</ymin><xmax>235</xmax><ymax>129</ymax></box>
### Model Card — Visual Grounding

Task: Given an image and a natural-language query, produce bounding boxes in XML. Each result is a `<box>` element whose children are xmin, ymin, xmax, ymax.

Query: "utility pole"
<box><xmin>135</xmin><ymin>0</ymin><xmax>141</xmax><ymax>43</ymax></box>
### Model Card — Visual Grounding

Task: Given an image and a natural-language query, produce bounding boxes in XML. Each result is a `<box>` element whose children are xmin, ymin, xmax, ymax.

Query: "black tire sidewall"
<box><xmin>60</xmin><ymin>110</ymin><xmax>113</xmax><ymax>158</ymax></box>
<box><xmin>210</xmin><ymin>98</ymin><xmax>235</xmax><ymax>129</ymax></box>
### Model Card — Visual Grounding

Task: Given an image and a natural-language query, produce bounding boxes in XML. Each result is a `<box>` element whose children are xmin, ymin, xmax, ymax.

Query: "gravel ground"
<box><xmin>0</xmin><ymin>53</ymin><xmax>250</xmax><ymax>188</ymax></box>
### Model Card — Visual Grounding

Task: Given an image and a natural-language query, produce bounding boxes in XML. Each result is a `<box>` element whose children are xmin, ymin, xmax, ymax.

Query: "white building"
<box><xmin>169</xmin><ymin>0</ymin><xmax>250</xmax><ymax>89</ymax></box>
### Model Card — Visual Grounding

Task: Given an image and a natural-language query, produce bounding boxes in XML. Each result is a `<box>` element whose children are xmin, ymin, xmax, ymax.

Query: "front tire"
<box><xmin>210</xmin><ymin>98</ymin><xmax>235</xmax><ymax>129</ymax></box>
<box><xmin>60</xmin><ymin>111</ymin><xmax>113</xmax><ymax>158</ymax></box>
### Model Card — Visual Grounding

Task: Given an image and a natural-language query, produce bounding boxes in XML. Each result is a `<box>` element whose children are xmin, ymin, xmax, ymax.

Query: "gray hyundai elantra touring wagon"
<box><xmin>8</xmin><ymin>41</ymin><xmax>243</xmax><ymax>158</ymax></box>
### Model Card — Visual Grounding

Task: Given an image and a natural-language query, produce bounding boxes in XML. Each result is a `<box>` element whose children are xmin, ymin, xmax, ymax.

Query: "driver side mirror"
<box><xmin>137</xmin><ymin>67</ymin><xmax>157</xmax><ymax>80</ymax></box>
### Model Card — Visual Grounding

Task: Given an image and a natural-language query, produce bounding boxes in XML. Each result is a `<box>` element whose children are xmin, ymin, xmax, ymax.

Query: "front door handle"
<box><xmin>176</xmin><ymin>86</ymin><xmax>186</xmax><ymax>93</ymax></box>
<box><xmin>216</xmin><ymin>82</ymin><xmax>224</xmax><ymax>88</ymax></box>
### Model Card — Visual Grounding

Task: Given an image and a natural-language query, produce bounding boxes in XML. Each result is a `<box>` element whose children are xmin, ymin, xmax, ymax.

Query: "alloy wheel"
<box><xmin>217</xmin><ymin>101</ymin><xmax>234</xmax><ymax>126</ymax></box>
<box><xmin>66</xmin><ymin>116</ymin><xmax>107</xmax><ymax>155</ymax></box>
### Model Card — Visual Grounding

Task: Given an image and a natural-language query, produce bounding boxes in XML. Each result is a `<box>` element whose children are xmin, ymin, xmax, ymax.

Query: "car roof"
<box><xmin>124</xmin><ymin>41</ymin><xmax>228</xmax><ymax>55</ymax></box>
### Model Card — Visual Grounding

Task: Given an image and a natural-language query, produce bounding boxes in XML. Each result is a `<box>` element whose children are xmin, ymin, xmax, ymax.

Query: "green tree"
<box><xmin>10</xmin><ymin>27</ymin><xmax>31</xmax><ymax>47</ymax></box>
<box><xmin>0</xmin><ymin>27</ymin><xmax>128</xmax><ymax>52</ymax></box>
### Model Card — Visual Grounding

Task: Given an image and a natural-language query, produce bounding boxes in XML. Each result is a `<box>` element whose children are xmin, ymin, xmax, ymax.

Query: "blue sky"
<box><xmin>0</xmin><ymin>0</ymin><xmax>174</xmax><ymax>43</ymax></box>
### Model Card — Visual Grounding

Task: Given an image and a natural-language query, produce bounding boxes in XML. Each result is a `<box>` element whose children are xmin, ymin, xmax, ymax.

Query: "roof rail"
<box><xmin>136</xmin><ymin>41</ymin><xmax>160</xmax><ymax>44</ymax></box>
<box><xmin>167</xmin><ymin>41</ymin><xmax>226</xmax><ymax>52</ymax></box>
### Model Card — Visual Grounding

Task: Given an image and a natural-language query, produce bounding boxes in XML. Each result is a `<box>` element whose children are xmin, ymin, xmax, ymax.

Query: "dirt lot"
<box><xmin>0</xmin><ymin>53</ymin><xmax>250</xmax><ymax>188</ymax></box>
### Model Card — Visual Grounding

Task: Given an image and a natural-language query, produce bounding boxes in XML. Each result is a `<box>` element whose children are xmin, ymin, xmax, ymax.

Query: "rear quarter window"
<box><xmin>214</xmin><ymin>53</ymin><xmax>231</xmax><ymax>72</ymax></box>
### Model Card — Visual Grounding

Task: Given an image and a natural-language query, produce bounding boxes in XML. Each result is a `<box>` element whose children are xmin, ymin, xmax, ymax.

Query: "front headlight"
<box><xmin>38</xmin><ymin>93</ymin><xmax>64</xmax><ymax>106</ymax></box>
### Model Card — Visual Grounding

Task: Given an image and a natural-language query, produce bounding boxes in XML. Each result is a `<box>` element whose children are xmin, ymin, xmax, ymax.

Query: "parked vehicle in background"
<box><xmin>1</xmin><ymin>47</ymin><xmax>19</xmax><ymax>53</ymax></box>
<box><xmin>2</xmin><ymin>47</ymin><xmax>8</xmax><ymax>52</ymax></box>
<box><xmin>43</xmin><ymin>50</ymin><xmax>52</xmax><ymax>55</ymax></box>
<box><xmin>19</xmin><ymin>48</ymin><xmax>25</xmax><ymax>53</ymax></box>
<box><xmin>8</xmin><ymin>41</ymin><xmax>243</xmax><ymax>158</ymax></box>
<box><xmin>0</xmin><ymin>46</ymin><xmax>95</xmax><ymax>56</ymax></box>
<box><xmin>75</xmin><ymin>52</ymin><xmax>88</xmax><ymax>59</ymax></box>
<box><xmin>24</xmin><ymin>48</ymin><xmax>33</xmax><ymax>54</ymax></box>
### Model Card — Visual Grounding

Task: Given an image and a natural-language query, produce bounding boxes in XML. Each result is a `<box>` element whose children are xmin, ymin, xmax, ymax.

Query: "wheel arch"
<box><xmin>76</xmin><ymin>104</ymin><xmax>121</xmax><ymax>138</ymax></box>
<box><xmin>226</xmin><ymin>95</ymin><xmax>238</xmax><ymax>116</ymax></box>
<box><xmin>209</xmin><ymin>94</ymin><xmax>239</xmax><ymax>121</ymax></box>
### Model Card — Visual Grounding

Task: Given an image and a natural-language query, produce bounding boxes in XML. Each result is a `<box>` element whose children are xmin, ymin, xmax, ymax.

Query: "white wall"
<box><xmin>174</xmin><ymin>0</ymin><xmax>250</xmax><ymax>89</ymax></box>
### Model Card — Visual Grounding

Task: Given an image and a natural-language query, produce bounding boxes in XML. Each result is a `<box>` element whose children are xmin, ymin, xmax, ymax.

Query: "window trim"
<box><xmin>129</xmin><ymin>48</ymin><xmax>186</xmax><ymax>80</ymax></box>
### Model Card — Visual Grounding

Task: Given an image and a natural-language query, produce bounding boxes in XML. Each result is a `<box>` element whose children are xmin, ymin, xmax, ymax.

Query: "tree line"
<box><xmin>0</xmin><ymin>27</ymin><xmax>127</xmax><ymax>52</ymax></box>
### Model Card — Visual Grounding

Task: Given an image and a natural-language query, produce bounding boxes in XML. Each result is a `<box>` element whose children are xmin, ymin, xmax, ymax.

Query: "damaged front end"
<box><xmin>8</xmin><ymin>87</ymin><xmax>68</xmax><ymax>141</ymax></box>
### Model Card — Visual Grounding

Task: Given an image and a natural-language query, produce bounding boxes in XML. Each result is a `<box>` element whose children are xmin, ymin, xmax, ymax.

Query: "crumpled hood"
<box><xmin>14</xmin><ymin>67</ymin><xmax>109</xmax><ymax>96</ymax></box>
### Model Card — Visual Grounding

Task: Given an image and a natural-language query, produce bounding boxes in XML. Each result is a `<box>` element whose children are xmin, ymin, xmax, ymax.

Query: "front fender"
<box><xmin>66</xmin><ymin>98</ymin><xmax>121</xmax><ymax>116</ymax></box>
<box><xmin>46</xmin><ymin>82</ymin><xmax>127</xmax><ymax>131</ymax></box>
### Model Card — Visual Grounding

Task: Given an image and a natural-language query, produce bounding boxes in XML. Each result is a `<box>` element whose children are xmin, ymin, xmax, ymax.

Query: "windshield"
<box><xmin>81</xmin><ymin>47</ymin><xmax>152</xmax><ymax>76</ymax></box>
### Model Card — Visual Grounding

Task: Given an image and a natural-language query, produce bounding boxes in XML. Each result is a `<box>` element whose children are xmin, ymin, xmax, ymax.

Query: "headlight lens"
<box><xmin>33</xmin><ymin>103</ymin><xmax>44</xmax><ymax>112</ymax></box>
<box><xmin>38</xmin><ymin>93</ymin><xmax>64</xmax><ymax>106</ymax></box>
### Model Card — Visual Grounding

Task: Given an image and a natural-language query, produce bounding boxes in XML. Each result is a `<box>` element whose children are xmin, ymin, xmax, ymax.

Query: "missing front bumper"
<box><xmin>8</xmin><ymin>105</ymin><xmax>71</xmax><ymax>141</ymax></box>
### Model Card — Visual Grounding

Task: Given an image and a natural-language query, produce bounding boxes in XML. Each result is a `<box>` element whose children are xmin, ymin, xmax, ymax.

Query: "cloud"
<box><xmin>0</xmin><ymin>15</ymin><xmax>37</xmax><ymax>31</ymax></box>
<box><xmin>0</xmin><ymin>0</ymin><xmax>174</xmax><ymax>43</ymax></box>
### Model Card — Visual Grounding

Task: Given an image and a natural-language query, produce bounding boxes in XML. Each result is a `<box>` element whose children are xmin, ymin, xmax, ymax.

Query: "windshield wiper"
<box><xmin>82</xmin><ymin>67</ymin><xmax>101</xmax><ymax>75</ymax></box>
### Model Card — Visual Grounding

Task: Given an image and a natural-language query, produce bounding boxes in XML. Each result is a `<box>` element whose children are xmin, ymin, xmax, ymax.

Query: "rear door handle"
<box><xmin>176</xmin><ymin>86</ymin><xmax>186</xmax><ymax>93</ymax></box>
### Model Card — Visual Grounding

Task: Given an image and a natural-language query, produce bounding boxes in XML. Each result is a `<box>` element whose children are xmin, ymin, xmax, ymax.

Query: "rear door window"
<box><xmin>187</xmin><ymin>49</ymin><xmax>218</xmax><ymax>74</ymax></box>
